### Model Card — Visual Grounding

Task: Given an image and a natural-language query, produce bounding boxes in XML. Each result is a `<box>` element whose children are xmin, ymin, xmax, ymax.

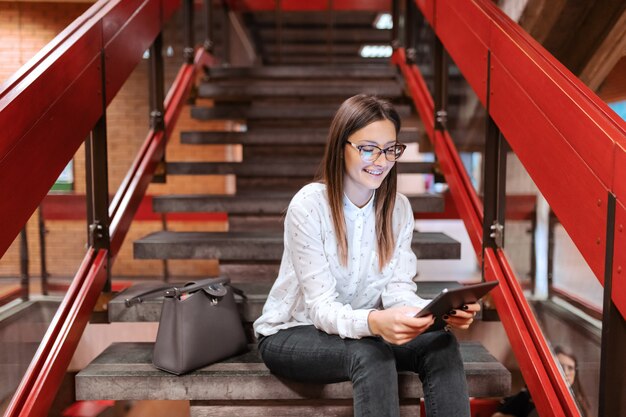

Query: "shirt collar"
<box><xmin>343</xmin><ymin>192</ymin><xmax>375</xmax><ymax>221</ymax></box>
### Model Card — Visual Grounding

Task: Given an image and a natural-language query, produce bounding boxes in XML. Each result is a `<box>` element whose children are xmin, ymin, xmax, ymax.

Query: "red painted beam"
<box><xmin>421</xmin><ymin>0</ymin><xmax>626</xmax><ymax>316</ymax></box>
<box><xmin>103</xmin><ymin>0</ymin><xmax>162</xmax><ymax>106</ymax></box>
<box><xmin>0</xmin><ymin>23</ymin><xmax>104</xmax><ymax>259</ymax></box>
<box><xmin>0</xmin><ymin>0</ymin><xmax>190</xmax><ymax>260</ymax></box>
<box><xmin>41</xmin><ymin>194</ymin><xmax>227</xmax><ymax>222</ymax></box>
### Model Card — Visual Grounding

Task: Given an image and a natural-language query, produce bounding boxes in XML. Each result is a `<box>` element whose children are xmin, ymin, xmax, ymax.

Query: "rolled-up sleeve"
<box><xmin>285</xmin><ymin>201</ymin><xmax>373</xmax><ymax>339</ymax></box>
<box><xmin>381</xmin><ymin>195</ymin><xmax>430</xmax><ymax>309</ymax></box>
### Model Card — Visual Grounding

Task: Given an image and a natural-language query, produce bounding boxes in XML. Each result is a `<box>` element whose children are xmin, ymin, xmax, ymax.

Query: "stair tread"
<box><xmin>133</xmin><ymin>231</ymin><xmax>461</xmax><ymax>261</ymax></box>
<box><xmin>190</xmin><ymin>103</ymin><xmax>412</xmax><ymax>120</ymax></box>
<box><xmin>180</xmin><ymin>129</ymin><xmax>418</xmax><ymax>144</ymax></box>
<box><xmin>75</xmin><ymin>342</ymin><xmax>510</xmax><ymax>400</ymax></box>
<box><xmin>204</xmin><ymin>65</ymin><xmax>399</xmax><ymax>79</ymax></box>
<box><xmin>152</xmin><ymin>191</ymin><xmax>444</xmax><ymax>214</ymax></box>
<box><xmin>197</xmin><ymin>81</ymin><xmax>404</xmax><ymax>100</ymax></box>
<box><xmin>109</xmin><ymin>281</ymin><xmax>464</xmax><ymax>323</ymax></box>
<box><xmin>166</xmin><ymin>161</ymin><xmax>434</xmax><ymax>176</ymax></box>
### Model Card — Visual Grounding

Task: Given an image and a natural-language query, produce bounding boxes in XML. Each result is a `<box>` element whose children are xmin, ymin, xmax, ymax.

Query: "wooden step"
<box><xmin>197</xmin><ymin>80</ymin><xmax>404</xmax><ymax>100</ymax></box>
<box><xmin>109</xmin><ymin>281</ymin><xmax>463</xmax><ymax>323</ymax></box>
<box><xmin>263</xmin><ymin>56</ymin><xmax>391</xmax><ymax>66</ymax></box>
<box><xmin>204</xmin><ymin>65</ymin><xmax>398</xmax><ymax>80</ymax></box>
<box><xmin>75</xmin><ymin>342</ymin><xmax>510</xmax><ymax>401</ymax></box>
<box><xmin>190</xmin><ymin>103</ymin><xmax>412</xmax><ymax>120</ymax></box>
<box><xmin>166</xmin><ymin>161</ymin><xmax>433</xmax><ymax>176</ymax></box>
<box><xmin>152</xmin><ymin>192</ymin><xmax>444</xmax><ymax>214</ymax></box>
<box><xmin>258</xmin><ymin>28</ymin><xmax>391</xmax><ymax>43</ymax></box>
<box><xmin>133</xmin><ymin>231</ymin><xmax>461</xmax><ymax>261</ymax></box>
<box><xmin>180</xmin><ymin>129</ymin><xmax>419</xmax><ymax>145</ymax></box>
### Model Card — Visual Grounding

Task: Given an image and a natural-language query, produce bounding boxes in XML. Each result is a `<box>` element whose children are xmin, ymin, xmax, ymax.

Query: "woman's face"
<box><xmin>556</xmin><ymin>352</ymin><xmax>576</xmax><ymax>386</ymax></box>
<box><xmin>343</xmin><ymin>119</ymin><xmax>397</xmax><ymax>207</ymax></box>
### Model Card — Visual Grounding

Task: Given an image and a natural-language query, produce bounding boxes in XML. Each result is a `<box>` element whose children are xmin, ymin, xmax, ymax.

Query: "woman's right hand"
<box><xmin>368</xmin><ymin>307</ymin><xmax>435</xmax><ymax>345</ymax></box>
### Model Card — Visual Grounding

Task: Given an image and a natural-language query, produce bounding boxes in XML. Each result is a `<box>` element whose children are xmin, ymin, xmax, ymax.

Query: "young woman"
<box><xmin>253</xmin><ymin>94</ymin><xmax>479</xmax><ymax>417</ymax></box>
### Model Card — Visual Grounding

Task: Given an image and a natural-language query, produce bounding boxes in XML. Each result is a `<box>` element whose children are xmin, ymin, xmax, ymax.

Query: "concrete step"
<box><xmin>133</xmin><ymin>231</ymin><xmax>461</xmax><ymax>261</ymax></box>
<box><xmin>190</xmin><ymin>103</ymin><xmax>412</xmax><ymax>120</ymax></box>
<box><xmin>197</xmin><ymin>80</ymin><xmax>404</xmax><ymax>100</ymax></box>
<box><xmin>263</xmin><ymin>56</ymin><xmax>390</xmax><ymax>66</ymax></box>
<box><xmin>166</xmin><ymin>161</ymin><xmax>434</xmax><ymax>176</ymax></box>
<box><xmin>180</xmin><ymin>129</ymin><xmax>418</xmax><ymax>145</ymax></box>
<box><xmin>152</xmin><ymin>191</ymin><xmax>444</xmax><ymax>214</ymax></box>
<box><xmin>75</xmin><ymin>342</ymin><xmax>510</xmax><ymax>402</ymax></box>
<box><xmin>203</xmin><ymin>65</ymin><xmax>399</xmax><ymax>80</ymax></box>
<box><xmin>109</xmin><ymin>281</ymin><xmax>463</xmax><ymax>323</ymax></box>
<box><xmin>189</xmin><ymin>401</ymin><xmax>419</xmax><ymax>417</ymax></box>
<box><xmin>258</xmin><ymin>28</ymin><xmax>391</xmax><ymax>43</ymax></box>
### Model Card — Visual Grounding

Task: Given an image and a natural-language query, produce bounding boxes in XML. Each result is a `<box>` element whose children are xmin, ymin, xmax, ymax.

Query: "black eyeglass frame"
<box><xmin>346</xmin><ymin>141</ymin><xmax>407</xmax><ymax>162</ymax></box>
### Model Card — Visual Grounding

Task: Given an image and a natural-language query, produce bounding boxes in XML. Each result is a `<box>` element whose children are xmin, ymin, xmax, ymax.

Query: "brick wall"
<box><xmin>0</xmin><ymin>2</ymin><xmax>89</xmax><ymax>84</ymax></box>
<box><xmin>0</xmin><ymin>4</ymin><xmax>234</xmax><ymax>280</ymax></box>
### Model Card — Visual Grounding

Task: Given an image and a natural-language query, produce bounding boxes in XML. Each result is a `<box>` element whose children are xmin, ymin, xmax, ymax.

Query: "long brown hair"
<box><xmin>321</xmin><ymin>94</ymin><xmax>401</xmax><ymax>270</ymax></box>
<box><xmin>554</xmin><ymin>346</ymin><xmax>592</xmax><ymax>417</ymax></box>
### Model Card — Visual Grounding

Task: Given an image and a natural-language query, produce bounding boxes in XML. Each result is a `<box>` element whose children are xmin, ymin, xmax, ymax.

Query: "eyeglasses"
<box><xmin>346</xmin><ymin>141</ymin><xmax>407</xmax><ymax>162</ymax></box>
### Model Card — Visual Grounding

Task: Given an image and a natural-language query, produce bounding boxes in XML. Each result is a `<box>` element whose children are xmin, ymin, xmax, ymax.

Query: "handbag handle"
<box><xmin>125</xmin><ymin>276</ymin><xmax>231</xmax><ymax>307</ymax></box>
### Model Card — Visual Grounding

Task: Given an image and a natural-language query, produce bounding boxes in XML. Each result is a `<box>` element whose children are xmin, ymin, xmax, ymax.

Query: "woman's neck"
<box><xmin>344</xmin><ymin>187</ymin><xmax>374</xmax><ymax>208</ymax></box>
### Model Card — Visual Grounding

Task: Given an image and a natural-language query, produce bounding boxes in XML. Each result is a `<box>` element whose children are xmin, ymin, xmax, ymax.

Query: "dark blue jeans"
<box><xmin>258</xmin><ymin>325</ymin><xmax>470</xmax><ymax>417</ymax></box>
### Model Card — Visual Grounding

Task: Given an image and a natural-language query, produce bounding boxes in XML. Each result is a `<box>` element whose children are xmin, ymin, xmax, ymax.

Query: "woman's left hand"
<box><xmin>442</xmin><ymin>302</ymin><xmax>480</xmax><ymax>330</ymax></box>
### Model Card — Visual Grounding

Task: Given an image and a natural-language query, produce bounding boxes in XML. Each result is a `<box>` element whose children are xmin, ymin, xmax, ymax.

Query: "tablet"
<box><xmin>415</xmin><ymin>281</ymin><xmax>498</xmax><ymax>319</ymax></box>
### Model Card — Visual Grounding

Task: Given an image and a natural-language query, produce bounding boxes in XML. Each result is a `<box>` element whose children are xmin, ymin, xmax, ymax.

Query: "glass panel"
<box><xmin>503</xmin><ymin>146</ymin><xmax>602</xmax><ymax>417</ymax></box>
<box><xmin>413</xmin><ymin>8</ymin><xmax>436</xmax><ymax>99</ymax></box>
<box><xmin>0</xmin><ymin>177</ymin><xmax>88</xmax><ymax>411</ymax></box>
<box><xmin>445</xmin><ymin>52</ymin><xmax>487</xmax><ymax>196</ymax></box>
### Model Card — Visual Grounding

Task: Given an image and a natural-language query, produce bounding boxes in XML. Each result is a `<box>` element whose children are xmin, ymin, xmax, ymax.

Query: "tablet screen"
<box><xmin>415</xmin><ymin>281</ymin><xmax>498</xmax><ymax>319</ymax></box>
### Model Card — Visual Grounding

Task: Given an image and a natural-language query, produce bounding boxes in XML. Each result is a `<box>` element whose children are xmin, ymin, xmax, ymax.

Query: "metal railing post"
<box><xmin>391</xmin><ymin>0</ymin><xmax>401</xmax><ymax>49</ymax></box>
<box><xmin>19</xmin><ymin>227</ymin><xmax>29</xmax><ymax>300</ymax></box>
<box><xmin>85</xmin><ymin>52</ymin><xmax>111</xmax><ymax>291</ymax></box>
<box><xmin>38</xmin><ymin>207</ymin><xmax>49</xmax><ymax>295</ymax></box>
<box><xmin>598</xmin><ymin>194</ymin><xmax>626</xmax><ymax>416</ymax></box>
<box><xmin>404</xmin><ymin>0</ymin><xmax>416</xmax><ymax>63</ymax></box>
<box><xmin>275</xmin><ymin>0</ymin><xmax>282</xmax><ymax>65</ymax></box>
<box><xmin>433</xmin><ymin>36</ymin><xmax>447</xmax><ymax>131</ymax></box>
<box><xmin>203</xmin><ymin>0</ymin><xmax>214</xmax><ymax>52</ymax></box>
<box><xmin>149</xmin><ymin>33</ymin><xmax>166</xmax><ymax>183</ymax></box>
<box><xmin>482</xmin><ymin>50</ymin><xmax>508</xmax><ymax>260</ymax></box>
<box><xmin>183</xmin><ymin>0</ymin><xmax>195</xmax><ymax>64</ymax></box>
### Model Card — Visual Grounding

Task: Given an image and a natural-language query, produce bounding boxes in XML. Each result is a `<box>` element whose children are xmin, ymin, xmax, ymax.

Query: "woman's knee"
<box><xmin>421</xmin><ymin>330</ymin><xmax>463</xmax><ymax>371</ymax></box>
<box><xmin>347</xmin><ymin>338</ymin><xmax>396</xmax><ymax>380</ymax></box>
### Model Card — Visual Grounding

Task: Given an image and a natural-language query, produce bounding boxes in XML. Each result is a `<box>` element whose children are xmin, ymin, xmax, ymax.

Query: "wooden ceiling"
<box><xmin>519</xmin><ymin>0</ymin><xmax>626</xmax><ymax>93</ymax></box>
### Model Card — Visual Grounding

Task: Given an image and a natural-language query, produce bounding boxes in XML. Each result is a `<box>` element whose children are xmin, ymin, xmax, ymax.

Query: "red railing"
<box><xmin>395</xmin><ymin>0</ymin><xmax>626</xmax><ymax>416</ymax></box>
<box><xmin>0</xmin><ymin>0</ymin><xmax>215</xmax><ymax>414</ymax></box>
<box><xmin>424</xmin><ymin>0</ymin><xmax>626</xmax><ymax>317</ymax></box>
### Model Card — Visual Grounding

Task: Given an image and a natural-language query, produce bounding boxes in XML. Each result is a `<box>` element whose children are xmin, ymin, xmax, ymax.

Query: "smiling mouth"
<box><xmin>364</xmin><ymin>168</ymin><xmax>384</xmax><ymax>176</ymax></box>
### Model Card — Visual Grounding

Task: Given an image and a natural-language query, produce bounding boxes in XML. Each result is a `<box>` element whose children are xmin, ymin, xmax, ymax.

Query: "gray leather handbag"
<box><xmin>125</xmin><ymin>276</ymin><xmax>248</xmax><ymax>375</ymax></box>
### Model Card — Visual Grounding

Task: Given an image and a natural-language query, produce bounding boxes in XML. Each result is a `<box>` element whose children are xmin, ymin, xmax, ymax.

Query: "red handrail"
<box><xmin>1</xmin><ymin>0</ymin><xmax>213</xmax><ymax>413</ymax></box>
<box><xmin>0</xmin><ymin>0</ymin><xmax>181</xmax><ymax>260</ymax></box>
<box><xmin>419</xmin><ymin>0</ymin><xmax>626</xmax><ymax>318</ymax></box>
<box><xmin>4</xmin><ymin>48</ymin><xmax>210</xmax><ymax>417</ymax></box>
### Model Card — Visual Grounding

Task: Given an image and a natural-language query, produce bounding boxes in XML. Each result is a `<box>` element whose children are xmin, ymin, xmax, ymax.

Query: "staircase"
<box><xmin>75</xmin><ymin>65</ymin><xmax>510</xmax><ymax>416</ymax></box>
